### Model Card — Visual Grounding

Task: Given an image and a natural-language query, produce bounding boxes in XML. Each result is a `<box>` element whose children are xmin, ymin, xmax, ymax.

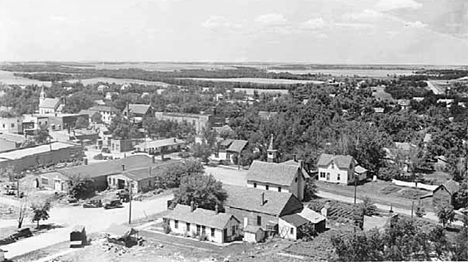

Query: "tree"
<box><xmin>437</xmin><ymin>206</ymin><xmax>456</xmax><ymax>228</ymax></box>
<box><xmin>31</xmin><ymin>201</ymin><xmax>51</xmax><ymax>228</ymax></box>
<box><xmin>303</xmin><ymin>178</ymin><xmax>318</xmax><ymax>201</ymax></box>
<box><xmin>155</xmin><ymin>159</ymin><xmax>204</xmax><ymax>189</ymax></box>
<box><xmin>34</xmin><ymin>124</ymin><xmax>51</xmax><ymax>145</ymax></box>
<box><xmin>415</xmin><ymin>201</ymin><xmax>426</xmax><ymax>218</ymax></box>
<box><xmin>108</xmin><ymin>114</ymin><xmax>140</xmax><ymax>140</ymax></box>
<box><xmin>17</xmin><ymin>196</ymin><xmax>29</xmax><ymax>228</ymax></box>
<box><xmin>456</xmin><ymin>179</ymin><xmax>468</xmax><ymax>209</ymax></box>
<box><xmin>69</xmin><ymin>175</ymin><xmax>95</xmax><ymax>199</ymax></box>
<box><xmin>360</xmin><ymin>196</ymin><xmax>378</xmax><ymax>216</ymax></box>
<box><xmin>191</xmin><ymin>142</ymin><xmax>212</xmax><ymax>164</ymax></box>
<box><xmin>75</xmin><ymin>116</ymin><xmax>89</xmax><ymax>129</ymax></box>
<box><xmin>91</xmin><ymin>112</ymin><xmax>103</xmax><ymax>124</ymax></box>
<box><xmin>173</xmin><ymin>174</ymin><xmax>227</xmax><ymax>211</ymax></box>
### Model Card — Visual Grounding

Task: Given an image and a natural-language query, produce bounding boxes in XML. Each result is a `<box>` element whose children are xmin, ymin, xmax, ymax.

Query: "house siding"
<box><xmin>278</xmin><ymin>219</ymin><xmax>298</xmax><ymax>240</ymax></box>
<box><xmin>318</xmin><ymin>163</ymin><xmax>354</xmax><ymax>185</ymax></box>
<box><xmin>166</xmin><ymin>216</ymin><xmax>239</xmax><ymax>243</ymax></box>
<box><xmin>225</xmin><ymin>206</ymin><xmax>278</xmax><ymax>230</ymax></box>
<box><xmin>246</xmin><ymin>182</ymin><xmax>290</xmax><ymax>194</ymax></box>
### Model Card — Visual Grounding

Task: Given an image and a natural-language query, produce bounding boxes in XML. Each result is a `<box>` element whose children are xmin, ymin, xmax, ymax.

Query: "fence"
<box><xmin>391</xmin><ymin>179</ymin><xmax>438</xmax><ymax>191</ymax></box>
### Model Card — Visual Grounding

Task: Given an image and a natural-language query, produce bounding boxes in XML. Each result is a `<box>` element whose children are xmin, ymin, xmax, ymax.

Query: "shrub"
<box><xmin>198</xmin><ymin>233</ymin><xmax>207</xmax><ymax>241</ymax></box>
<box><xmin>93</xmin><ymin>153</ymin><xmax>103</xmax><ymax>160</ymax></box>
<box><xmin>162</xmin><ymin>220</ymin><xmax>171</xmax><ymax>234</ymax></box>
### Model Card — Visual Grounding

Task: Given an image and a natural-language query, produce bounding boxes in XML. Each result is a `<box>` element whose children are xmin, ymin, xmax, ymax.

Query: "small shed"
<box><xmin>70</xmin><ymin>225</ymin><xmax>87</xmax><ymax>248</ymax></box>
<box><xmin>243</xmin><ymin>225</ymin><xmax>265</xmax><ymax>243</ymax></box>
<box><xmin>106</xmin><ymin>224</ymin><xmax>139</xmax><ymax>247</ymax></box>
<box><xmin>433</xmin><ymin>179</ymin><xmax>460</xmax><ymax>208</ymax></box>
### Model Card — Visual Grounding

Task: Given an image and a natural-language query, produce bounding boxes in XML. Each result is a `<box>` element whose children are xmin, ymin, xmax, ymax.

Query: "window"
<box><xmin>253</xmin><ymin>183</ymin><xmax>257</xmax><ymax>188</ymax></box>
<box><xmin>11</xmin><ymin>123</ymin><xmax>14</xmax><ymax>128</ymax></box>
<box><xmin>320</xmin><ymin>172</ymin><xmax>325</xmax><ymax>178</ymax></box>
<box><xmin>326</xmin><ymin>173</ymin><xmax>330</xmax><ymax>180</ymax></box>
<box><xmin>290</xmin><ymin>228</ymin><xmax>294</xmax><ymax>235</ymax></box>
<box><xmin>211</xmin><ymin>228</ymin><xmax>215</xmax><ymax>237</ymax></box>
<box><xmin>256</xmin><ymin>216</ymin><xmax>262</xmax><ymax>226</ymax></box>
<box><xmin>278</xmin><ymin>187</ymin><xmax>282</xmax><ymax>192</ymax></box>
<box><xmin>331</xmin><ymin>162</ymin><xmax>335</xmax><ymax>169</ymax></box>
<box><xmin>174</xmin><ymin>220</ymin><xmax>178</xmax><ymax>229</ymax></box>
<box><xmin>232</xmin><ymin>225</ymin><xmax>236</xmax><ymax>234</ymax></box>
<box><xmin>295</xmin><ymin>177</ymin><xmax>298</xmax><ymax>182</ymax></box>
<box><xmin>196</xmin><ymin>225</ymin><xmax>201</xmax><ymax>235</ymax></box>
<box><xmin>41</xmin><ymin>178</ymin><xmax>48</xmax><ymax>185</ymax></box>
<box><xmin>202</xmin><ymin>226</ymin><xmax>206</xmax><ymax>235</ymax></box>
<box><xmin>186</xmin><ymin>223</ymin><xmax>190</xmax><ymax>231</ymax></box>
<box><xmin>2</xmin><ymin>124</ymin><xmax>4</xmax><ymax>128</ymax></box>
<box><xmin>337</xmin><ymin>174</ymin><xmax>341</xmax><ymax>181</ymax></box>
<box><xmin>265</xmin><ymin>185</ymin><xmax>269</xmax><ymax>190</ymax></box>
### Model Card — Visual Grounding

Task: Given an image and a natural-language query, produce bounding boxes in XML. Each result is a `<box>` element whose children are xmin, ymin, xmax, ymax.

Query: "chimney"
<box><xmin>190</xmin><ymin>201</ymin><xmax>195</xmax><ymax>212</ymax></box>
<box><xmin>215</xmin><ymin>204</ymin><xmax>219</xmax><ymax>214</ymax></box>
<box><xmin>293</xmin><ymin>154</ymin><xmax>297</xmax><ymax>162</ymax></box>
<box><xmin>122</xmin><ymin>164</ymin><xmax>125</xmax><ymax>171</ymax></box>
<box><xmin>261</xmin><ymin>192</ymin><xmax>265</xmax><ymax>206</ymax></box>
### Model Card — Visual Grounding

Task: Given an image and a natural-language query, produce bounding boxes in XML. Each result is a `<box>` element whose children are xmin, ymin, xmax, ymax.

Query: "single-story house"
<box><xmin>433</xmin><ymin>179</ymin><xmax>460</xmax><ymax>208</ymax></box>
<box><xmin>134</xmin><ymin>138</ymin><xmax>186</xmax><ymax>155</ymax></box>
<box><xmin>215</xmin><ymin>139</ymin><xmax>248</xmax><ymax>164</ymax></box>
<box><xmin>107</xmin><ymin>160</ymin><xmax>179</xmax><ymax>193</ymax></box>
<box><xmin>40</xmin><ymin>155</ymin><xmax>157</xmax><ymax>192</ymax></box>
<box><xmin>278</xmin><ymin>207</ymin><xmax>326</xmax><ymax>240</ymax></box>
<box><xmin>317</xmin><ymin>154</ymin><xmax>366</xmax><ymax>185</ymax></box>
<box><xmin>224</xmin><ymin>185</ymin><xmax>303</xmax><ymax>237</ymax></box>
<box><xmin>163</xmin><ymin>204</ymin><xmax>241</xmax><ymax>244</ymax></box>
<box><xmin>246</xmin><ymin>160</ymin><xmax>309</xmax><ymax>201</ymax></box>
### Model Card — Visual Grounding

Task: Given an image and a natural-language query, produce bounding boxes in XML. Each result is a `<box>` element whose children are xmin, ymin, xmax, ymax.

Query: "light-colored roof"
<box><xmin>135</xmin><ymin>138</ymin><xmax>185</xmax><ymax>150</ymax></box>
<box><xmin>395</xmin><ymin>142</ymin><xmax>416</xmax><ymax>151</ymax></box>
<box><xmin>39</xmin><ymin>98</ymin><xmax>61</xmax><ymax>109</ymax></box>
<box><xmin>226</xmin><ymin>140</ymin><xmax>248</xmax><ymax>153</ymax></box>
<box><xmin>88</xmin><ymin>105</ymin><xmax>119</xmax><ymax>113</ymax></box>
<box><xmin>355</xmin><ymin>165</ymin><xmax>367</xmax><ymax>174</ymax></box>
<box><xmin>317</xmin><ymin>154</ymin><xmax>354</xmax><ymax>169</ymax></box>
<box><xmin>247</xmin><ymin>160</ymin><xmax>301</xmax><ymax>187</ymax></box>
<box><xmin>436</xmin><ymin>179</ymin><xmax>460</xmax><ymax>195</ymax></box>
<box><xmin>0</xmin><ymin>142</ymin><xmax>77</xmax><ymax>160</ymax></box>
<box><xmin>423</xmin><ymin>134</ymin><xmax>432</xmax><ymax>143</ymax></box>
<box><xmin>297</xmin><ymin>207</ymin><xmax>326</xmax><ymax>224</ymax></box>
<box><xmin>244</xmin><ymin>225</ymin><xmax>263</xmax><ymax>233</ymax></box>
<box><xmin>118</xmin><ymin>160</ymin><xmax>179</xmax><ymax>181</ymax></box>
<box><xmin>57</xmin><ymin>155</ymin><xmax>155</xmax><ymax>179</ymax></box>
<box><xmin>0</xmin><ymin>133</ymin><xmax>26</xmax><ymax>144</ymax></box>
<box><xmin>224</xmin><ymin>184</ymin><xmax>303</xmax><ymax>216</ymax></box>
<box><xmin>127</xmin><ymin>104</ymin><xmax>151</xmax><ymax>115</ymax></box>
<box><xmin>163</xmin><ymin>204</ymin><xmax>239</xmax><ymax>230</ymax></box>
<box><xmin>106</xmin><ymin>224</ymin><xmax>137</xmax><ymax>238</ymax></box>
<box><xmin>258</xmin><ymin>111</ymin><xmax>278</xmax><ymax>119</ymax></box>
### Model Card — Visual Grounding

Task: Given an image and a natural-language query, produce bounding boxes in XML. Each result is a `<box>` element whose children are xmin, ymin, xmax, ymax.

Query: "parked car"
<box><xmin>11</xmin><ymin>228</ymin><xmax>32</xmax><ymax>240</ymax></box>
<box><xmin>117</xmin><ymin>189</ymin><xmax>130</xmax><ymax>202</ymax></box>
<box><xmin>103</xmin><ymin>200</ymin><xmax>123</xmax><ymax>210</ymax></box>
<box><xmin>101</xmin><ymin>148</ymin><xmax>110</xmax><ymax>153</ymax></box>
<box><xmin>67</xmin><ymin>196</ymin><xmax>78</xmax><ymax>204</ymax></box>
<box><xmin>83</xmin><ymin>199</ymin><xmax>102</xmax><ymax>208</ymax></box>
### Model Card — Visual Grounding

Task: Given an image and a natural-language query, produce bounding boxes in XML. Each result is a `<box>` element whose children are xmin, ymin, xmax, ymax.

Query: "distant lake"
<box><xmin>179</xmin><ymin>77</ymin><xmax>324</xmax><ymax>85</ymax></box>
<box><xmin>0</xmin><ymin>70</ymin><xmax>52</xmax><ymax>87</ymax></box>
<box><xmin>267</xmin><ymin>69</ymin><xmax>415</xmax><ymax>77</ymax></box>
<box><xmin>66</xmin><ymin>78</ymin><xmax>170</xmax><ymax>87</ymax></box>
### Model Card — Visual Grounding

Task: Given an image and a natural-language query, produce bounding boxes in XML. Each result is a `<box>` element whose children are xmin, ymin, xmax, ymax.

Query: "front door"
<box><xmin>54</xmin><ymin>179</ymin><xmax>62</xmax><ymax>191</ymax></box>
<box><xmin>223</xmin><ymin>228</ymin><xmax>228</xmax><ymax>242</ymax></box>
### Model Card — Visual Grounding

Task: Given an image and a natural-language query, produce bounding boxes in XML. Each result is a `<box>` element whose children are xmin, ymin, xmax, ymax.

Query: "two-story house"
<box><xmin>317</xmin><ymin>153</ymin><xmax>367</xmax><ymax>185</ymax></box>
<box><xmin>87</xmin><ymin>105</ymin><xmax>119</xmax><ymax>124</ymax></box>
<box><xmin>246</xmin><ymin>160</ymin><xmax>309</xmax><ymax>201</ymax></box>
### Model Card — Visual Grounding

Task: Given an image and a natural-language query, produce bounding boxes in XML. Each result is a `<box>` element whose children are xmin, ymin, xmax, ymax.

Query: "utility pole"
<box><xmin>354</xmin><ymin>173</ymin><xmax>357</xmax><ymax>204</ymax></box>
<box><xmin>411</xmin><ymin>200</ymin><xmax>414</xmax><ymax>219</ymax></box>
<box><xmin>128</xmin><ymin>182</ymin><xmax>133</xmax><ymax>224</ymax></box>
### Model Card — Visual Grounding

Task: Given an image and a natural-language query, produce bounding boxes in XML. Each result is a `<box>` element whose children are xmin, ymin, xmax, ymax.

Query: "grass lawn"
<box><xmin>316</xmin><ymin>180</ymin><xmax>435</xmax><ymax>212</ymax></box>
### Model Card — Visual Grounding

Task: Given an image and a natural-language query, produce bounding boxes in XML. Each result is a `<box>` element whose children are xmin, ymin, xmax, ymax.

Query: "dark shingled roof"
<box><xmin>224</xmin><ymin>185</ymin><xmax>303</xmax><ymax>216</ymax></box>
<box><xmin>247</xmin><ymin>160</ymin><xmax>301</xmax><ymax>186</ymax></box>
<box><xmin>127</xmin><ymin>104</ymin><xmax>151</xmax><ymax>115</ymax></box>
<box><xmin>58</xmin><ymin>155</ymin><xmax>155</xmax><ymax>179</ymax></box>
<box><xmin>438</xmin><ymin>179</ymin><xmax>460</xmax><ymax>195</ymax></box>
<box><xmin>281</xmin><ymin>213</ymin><xmax>310</xmax><ymax>227</ymax></box>
<box><xmin>226</xmin><ymin>140</ymin><xmax>248</xmax><ymax>153</ymax></box>
<box><xmin>317</xmin><ymin>154</ymin><xmax>354</xmax><ymax>169</ymax></box>
<box><xmin>163</xmin><ymin>204</ymin><xmax>239</xmax><ymax>230</ymax></box>
<box><xmin>88</xmin><ymin>105</ymin><xmax>119</xmax><ymax>113</ymax></box>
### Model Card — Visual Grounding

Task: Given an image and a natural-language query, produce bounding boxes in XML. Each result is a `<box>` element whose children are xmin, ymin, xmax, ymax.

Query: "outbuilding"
<box><xmin>243</xmin><ymin>225</ymin><xmax>265</xmax><ymax>243</ymax></box>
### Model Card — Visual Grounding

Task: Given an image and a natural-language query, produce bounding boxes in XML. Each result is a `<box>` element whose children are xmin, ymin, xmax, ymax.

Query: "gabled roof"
<box><xmin>247</xmin><ymin>160</ymin><xmax>301</xmax><ymax>187</ymax></box>
<box><xmin>224</xmin><ymin>185</ymin><xmax>303</xmax><ymax>216</ymax></box>
<box><xmin>39</xmin><ymin>98</ymin><xmax>61</xmax><ymax>109</ymax></box>
<box><xmin>220</xmin><ymin>139</ymin><xmax>234</xmax><ymax>147</ymax></box>
<box><xmin>120</xmin><ymin>160</ymin><xmax>179</xmax><ymax>181</ymax></box>
<box><xmin>317</xmin><ymin>154</ymin><xmax>354</xmax><ymax>169</ymax></box>
<box><xmin>281</xmin><ymin>213</ymin><xmax>310</xmax><ymax>227</ymax></box>
<box><xmin>355</xmin><ymin>165</ymin><xmax>367</xmax><ymax>174</ymax></box>
<box><xmin>57</xmin><ymin>155</ymin><xmax>155</xmax><ymax>179</ymax></box>
<box><xmin>297</xmin><ymin>207</ymin><xmax>326</xmax><ymax>224</ymax></box>
<box><xmin>163</xmin><ymin>204</ymin><xmax>239</xmax><ymax>230</ymax></box>
<box><xmin>437</xmin><ymin>179</ymin><xmax>460</xmax><ymax>195</ymax></box>
<box><xmin>127</xmin><ymin>104</ymin><xmax>152</xmax><ymax>115</ymax></box>
<box><xmin>226</xmin><ymin>140</ymin><xmax>248</xmax><ymax>153</ymax></box>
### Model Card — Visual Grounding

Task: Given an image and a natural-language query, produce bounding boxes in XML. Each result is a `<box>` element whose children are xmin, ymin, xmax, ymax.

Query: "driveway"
<box><xmin>3</xmin><ymin>193</ymin><xmax>173</xmax><ymax>260</ymax></box>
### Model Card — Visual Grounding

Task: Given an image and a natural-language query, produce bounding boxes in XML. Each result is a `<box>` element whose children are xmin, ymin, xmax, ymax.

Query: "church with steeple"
<box><xmin>38</xmin><ymin>87</ymin><xmax>63</xmax><ymax>115</ymax></box>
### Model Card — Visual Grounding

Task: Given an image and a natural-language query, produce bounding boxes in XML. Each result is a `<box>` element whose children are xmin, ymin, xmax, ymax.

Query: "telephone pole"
<box><xmin>128</xmin><ymin>183</ymin><xmax>133</xmax><ymax>224</ymax></box>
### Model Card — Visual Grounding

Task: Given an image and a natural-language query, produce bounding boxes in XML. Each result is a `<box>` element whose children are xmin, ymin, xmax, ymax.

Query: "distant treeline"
<box><xmin>415</xmin><ymin>69</ymin><xmax>468</xmax><ymax>80</ymax></box>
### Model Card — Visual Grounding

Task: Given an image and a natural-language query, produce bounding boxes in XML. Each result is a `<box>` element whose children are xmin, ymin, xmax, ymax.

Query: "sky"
<box><xmin>0</xmin><ymin>0</ymin><xmax>467</xmax><ymax>65</ymax></box>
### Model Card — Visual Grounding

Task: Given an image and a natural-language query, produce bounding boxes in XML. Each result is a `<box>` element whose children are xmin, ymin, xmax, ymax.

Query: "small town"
<box><xmin>0</xmin><ymin>0</ymin><xmax>467</xmax><ymax>262</ymax></box>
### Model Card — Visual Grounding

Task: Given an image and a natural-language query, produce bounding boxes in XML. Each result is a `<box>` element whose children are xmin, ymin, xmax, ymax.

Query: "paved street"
<box><xmin>2</xmin><ymin>193</ymin><xmax>173</xmax><ymax>259</ymax></box>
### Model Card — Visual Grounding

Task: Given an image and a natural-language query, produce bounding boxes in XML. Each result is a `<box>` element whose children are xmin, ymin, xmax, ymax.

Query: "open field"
<box><xmin>179</xmin><ymin>77</ymin><xmax>324</xmax><ymax>85</ymax></box>
<box><xmin>0</xmin><ymin>71</ymin><xmax>52</xmax><ymax>87</ymax></box>
<box><xmin>66</xmin><ymin>78</ymin><xmax>170</xmax><ymax>87</ymax></box>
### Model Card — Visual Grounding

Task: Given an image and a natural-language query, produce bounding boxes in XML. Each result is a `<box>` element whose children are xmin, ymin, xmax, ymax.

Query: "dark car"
<box><xmin>11</xmin><ymin>228</ymin><xmax>32</xmax><ymax>240</ymax></box>
<box><xmin>103</xmin><ymin>200</ymin><xmax>123</xmax><ymax>209</ymax></box>
<box><xmin>67</xmin><ymin>196</ymin><xmax>78</xmax><ymax>204</ymax></box>
<box><xmin>83</xmin><ymin>199</ymin><xmax>103</xmax><ymax>208</ymax></box>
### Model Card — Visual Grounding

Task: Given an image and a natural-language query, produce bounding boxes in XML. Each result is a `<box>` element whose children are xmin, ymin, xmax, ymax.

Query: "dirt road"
<box><xmin>3</xmin><ymin>193</ymin><xmax>173</xmax><ymax>259</ymax></box>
